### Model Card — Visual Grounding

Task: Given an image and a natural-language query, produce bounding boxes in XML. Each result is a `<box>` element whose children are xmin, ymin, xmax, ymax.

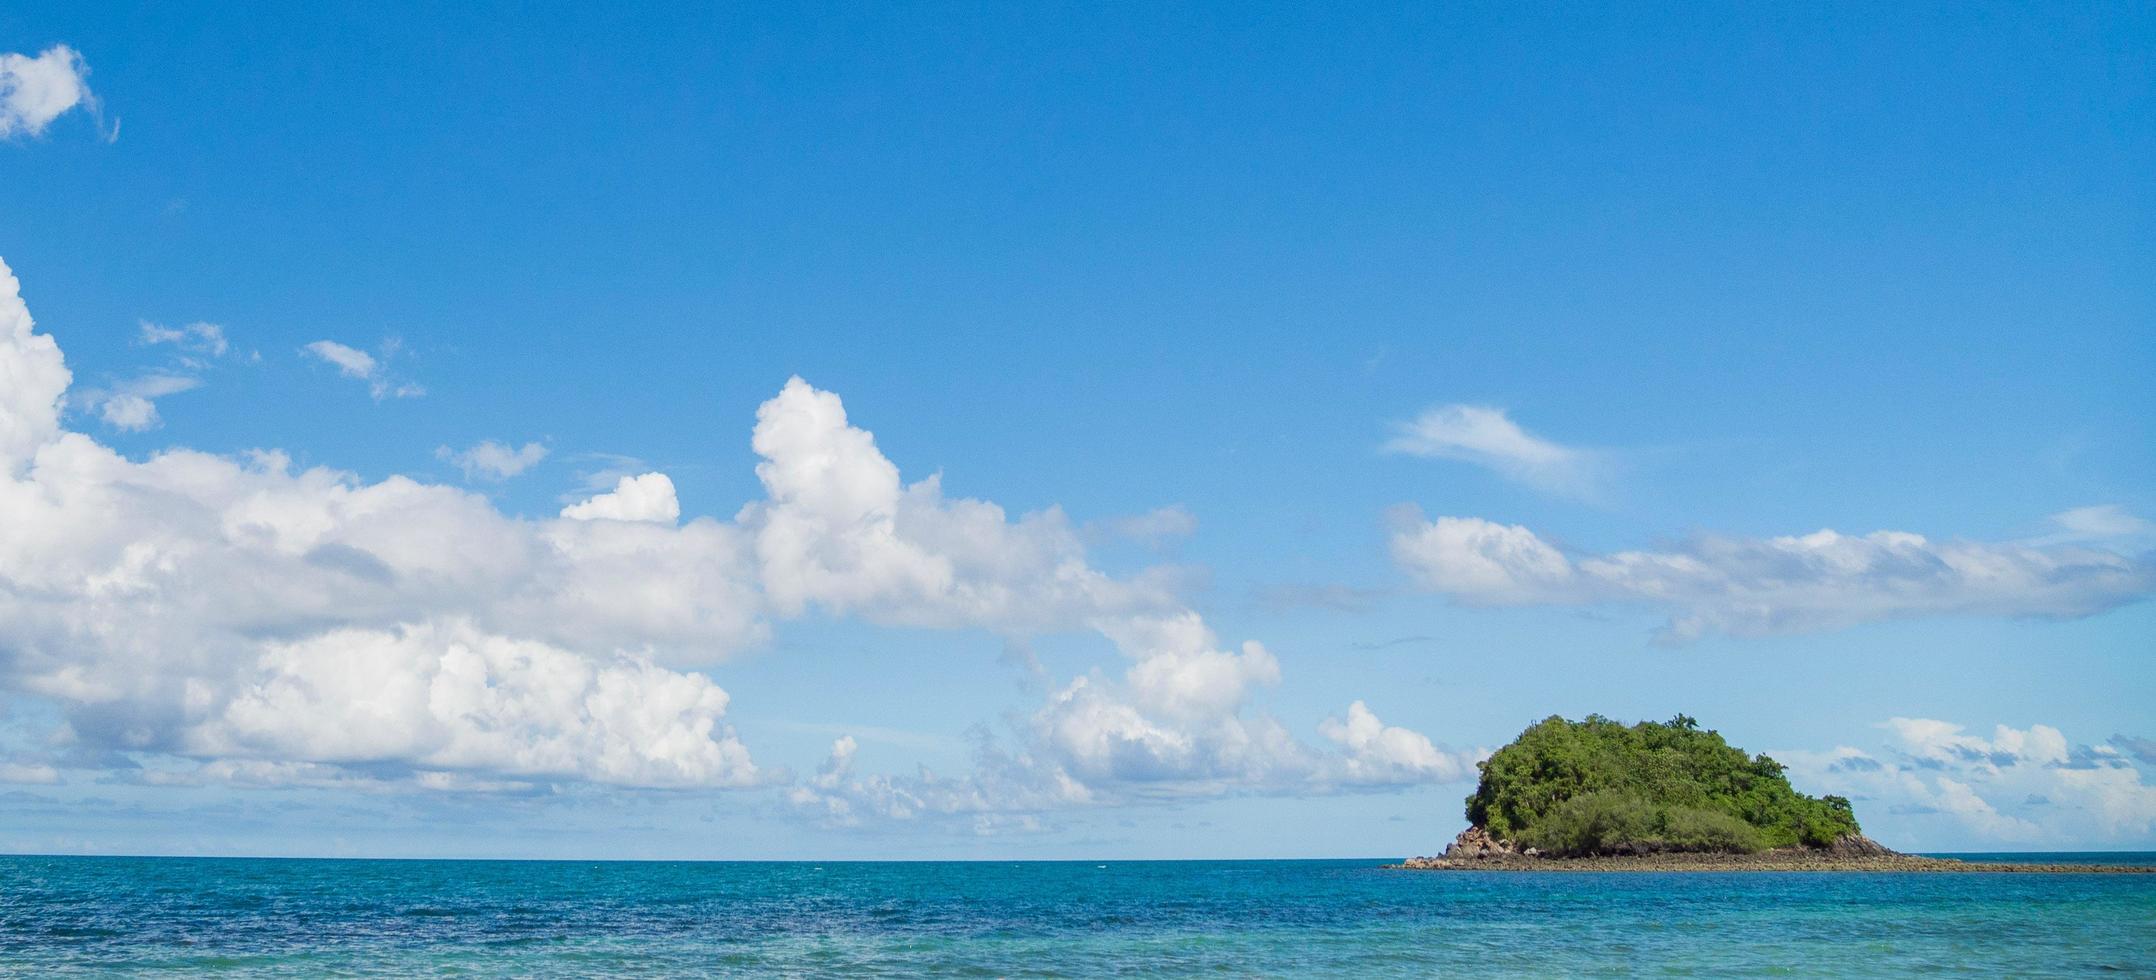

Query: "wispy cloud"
<box><xmin>140</xmin><ymin>319</ymin><xmax>229</xmax><ymax>361</ymax></box>
<box><xmin>2036</xmin><ymin>504</ymin><xmax>2154</xmax><ymax>545</ymax></box>
<box><xmin>560</xmin><ymin>451</ymin><xmax>654</xmax><ymax>500</ymax></box>
<box><xmin>437</xmin><ymin>440</ymin><xmax>549</xmax><ymax>481</ymax></box>
<box><xmin>301</xmin><ymin>338</ymin><xmax>423</xmax><ymax>399</ymax></box>
<box><xmin>1390</xmin><ymin>506</ymin><xmax>2154</xmax><ymax>642</ymax></box>
<box><xmin>1383</xmin><ymin>405</ymin><xmax>1601</xmax><ymax>500</ymax></box>
<box><xmin>74</xmin><ymin>319</ymin><xmax>241</xmax><ymax>432</ymax></box>
<box><xmin>87</xmin><ymin>372</ymin><xmax>200</xmax><ymax>432</ymax></box>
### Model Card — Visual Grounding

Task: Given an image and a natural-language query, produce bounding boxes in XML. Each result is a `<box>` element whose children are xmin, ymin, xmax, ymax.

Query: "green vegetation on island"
<box><xmin>1464</xmin><ymin>714</ymin><xmax>1861</xmax><ymax>857</ymax></box>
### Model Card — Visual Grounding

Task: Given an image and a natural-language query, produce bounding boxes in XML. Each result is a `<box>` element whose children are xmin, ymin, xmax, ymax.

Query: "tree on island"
<box><xmin>1463</xmin><ymin>714</ymin><xmax>1861</xmax><ymax>856</ymax></box>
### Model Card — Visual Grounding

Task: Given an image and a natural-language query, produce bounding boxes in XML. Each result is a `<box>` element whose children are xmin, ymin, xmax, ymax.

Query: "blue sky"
<box><xmin>0</xmin><ymin>2</ymin><xmax>2150</xmax><ymax>858</ymax></box>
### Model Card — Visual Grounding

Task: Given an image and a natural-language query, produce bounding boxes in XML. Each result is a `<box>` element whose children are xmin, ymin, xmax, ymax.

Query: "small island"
<box><xmin>1395</xmin><ymin>714</ymin><xmax>2151</xmax><ymax>873</ymax></box>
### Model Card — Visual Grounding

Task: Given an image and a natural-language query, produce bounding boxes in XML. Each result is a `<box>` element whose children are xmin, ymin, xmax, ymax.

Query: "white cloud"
<box><xmin>1777</xmin><ymin>719</ymin><xmax>2156</xmax><ymax>846</ymax></box>
<box><xmin>0</xmin><ymin>45</ymin><xmax>96</xmax><ymax>139</ymax></box>
<box><xmin>69</xmin><ymin>321</ymin><xmax>240</xmax><ymax>432</ymax></box>
<box><xmin>738</xmin><ymin>377</ymin><xmax>1170</xmax><ymax>633</ymax></box>
<box><xmin>82</xmin><ymin>372</ymin><xmax>201</xmax><ymax>432</ymax></box>
<box><xmin>2042</xmin><ymin>504</ymin><xmax>2154</xmax><ymax>544</ymax></box>
<box><xmin>1383</xmin><ymin>404</ymin><xmax>1600</xmax><ymax>499</ymax></box>
<box><xmin>792</xmin><ymin>613</ymin><xmax>1478</xmax><ymax>827</ymax></box>
<box><xmin>95</xmin><ymin>393</ymin><xmax>157</xmax><ymax>432</ymax></box>
<box><xmin>561</xmin><ymin>472</ymin><xmax>679</xmax><ymax>523</ymax></box>
<box><xmin>1031</xmin><ymin>613</ymin><xmax>1304</xmax><ymax>789</ymax></box>
<box><xmin>190</xmin><ymin>621</ymin><xmax>757</xmax><ymax>787</ymax></box>
<box><xmin>1321</xmin><ymin>700</ymin><xmax>1480</xmax><ymax>785</ymax></box>
<box><xmin>2</xmin><ymin>256</ymin><xmax>1462</xmax><ymax>811</ymax></box>
<box><xmin>1389</xmin><ymin>510</ymin><xmax>1572</xmax><ymax>602</ymax></box>
<box><xmin>0</xmin><ymin>261</ymin><xmax>70</xmax><ymax>467</ymax></box>
<box><xmin>438</xmin><ymin>440</ymin><xmax>548</xmax><ymax>481</ymax></box>
<box><xmin>745</xmin><ymin>379</ymin><xmax>1475</xmax><ymax>818</ymax></box>
<box><xmin>302</xmin><ymin>339</ymin><xmax>374</xmax><ymax>377</ymax></box>
<box><xmin>140</xmin><ymin>320</ymin><xmax>229</xmax><ymax>360</ymax></box>
<box><xmin>301</xmin><ymin>339</ymin><xmax>423</xmax><ymax>399</ymax></box>
<box><xmin>1390</xmin><ymin>508</ymin><xmax>2153</xmax><ymax>641</ymax></box>
<box><xmin>1</xmin><ymin>258</ymin><xmax>763</xmax><ymax>789</ymax></box>
<box><xmin>1882</xmin><ymin>716</ymin><xmax>2070</xmax><ymax>769</ymax></box>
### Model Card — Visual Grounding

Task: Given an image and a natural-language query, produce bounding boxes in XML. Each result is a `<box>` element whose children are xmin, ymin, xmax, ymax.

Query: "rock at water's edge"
<box><xmin>1819</xmin><ymin>834</ymin><xmax>1898</xmax><ymax>858</ymax></box>
<box><xmin>1397</xmin><ymin>829</ymin><xmax>1909</xmax><ymax>869</ymax></box>
<box><xmin>1439</xmin><ymin>826</ymin><xmax>1521</xmax><ymax>860</ymax></box>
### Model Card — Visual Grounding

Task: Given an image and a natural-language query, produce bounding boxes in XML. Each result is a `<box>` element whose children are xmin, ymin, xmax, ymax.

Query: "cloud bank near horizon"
<box><xmin>1389</xmin><ymin>509</ymin><xmax>2152</xmax><ymax>642</ymax></box>
<box><xmin>1776</xmin><ymin>718</ymin><xmax>2156</xmax><ymax>846</ymax></box>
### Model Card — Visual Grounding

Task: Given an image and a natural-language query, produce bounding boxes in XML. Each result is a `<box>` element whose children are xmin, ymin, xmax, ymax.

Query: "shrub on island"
<box><xmin>1464</xmin><ymin>714</ymin><xmax>1859</xmax><ymax>856</ymax></box>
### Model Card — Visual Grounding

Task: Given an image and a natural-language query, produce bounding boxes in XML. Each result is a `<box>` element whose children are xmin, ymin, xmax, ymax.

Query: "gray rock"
<box><xmin>1439</xmin><ymin>826</ymin><xmax>1520</xmax><ymax>860</ymax></box>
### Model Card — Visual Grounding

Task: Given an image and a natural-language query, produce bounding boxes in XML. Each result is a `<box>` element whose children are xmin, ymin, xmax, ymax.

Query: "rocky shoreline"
<box><xmin>1390</xmin><ymin>827</ymin><xmax>2155</xmax><ymax>874</ymax></box>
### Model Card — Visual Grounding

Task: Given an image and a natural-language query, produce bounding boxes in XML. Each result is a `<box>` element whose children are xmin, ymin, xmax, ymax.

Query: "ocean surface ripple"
<box><xmin>3</xmin><ymin>855</ymin><xmax>2152</xmax><ymax>976</ymax></box>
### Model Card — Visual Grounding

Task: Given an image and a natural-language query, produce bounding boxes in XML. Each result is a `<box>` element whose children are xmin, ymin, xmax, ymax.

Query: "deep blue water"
<box><xmin>3</xmin><ymin>855</ymin><xmax>2152</xmax><ymax>976</ymax></box>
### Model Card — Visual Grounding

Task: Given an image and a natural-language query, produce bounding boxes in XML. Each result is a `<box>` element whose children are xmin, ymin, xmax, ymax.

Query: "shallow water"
<box><xmin>3</xmin><ymin>854</ymin><xmax>2152</xmax><ymax>976</ymax></box>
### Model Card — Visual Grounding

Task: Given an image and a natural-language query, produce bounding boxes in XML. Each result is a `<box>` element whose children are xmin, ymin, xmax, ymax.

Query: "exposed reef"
<box><xmin>1393</xmin><ymin>827</ymin><xmax>2153</xmax><ymax>873</ymax></box>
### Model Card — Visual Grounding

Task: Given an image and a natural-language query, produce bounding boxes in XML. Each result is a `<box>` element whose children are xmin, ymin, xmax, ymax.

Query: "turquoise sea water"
<box><xmin>3</xmin><ymin>854</ymin><xmax>2152</xmax><ymax>976</ymax></box>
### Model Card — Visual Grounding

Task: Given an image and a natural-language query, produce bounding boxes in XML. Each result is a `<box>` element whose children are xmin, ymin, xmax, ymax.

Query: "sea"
<box><xmin>3</xmin><ymin>853</ymin><xmax>2152</xmax><ymax>976</ymax></box>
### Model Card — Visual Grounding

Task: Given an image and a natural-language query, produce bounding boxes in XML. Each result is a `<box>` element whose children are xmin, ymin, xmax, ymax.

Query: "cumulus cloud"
<box><xmin>752</xmin><ymin>380</ymin><xmax>1477</xmax><ymax>822</ymax></box>
<box><xmin>3</xmin><ymin>257</ymin><xmax>1464</xmax><ymax>813</ymax></box>
<box><xmin>1321</xmin><ymin>700</ymin><xmax>1480</xmax><ymax>785</ymax></box>
<box><xmin>790</xmin><ymin>613</ymin><xmax>1478</xmax><ymax>826</ymax></box>
<box><xmin>1031</xmin><ymin>614</ymin><xmax>1300</xmax><ymax>790</ymax></box>
<box><xmin>1777</xmin><ymin>719</ymin><xmax>2156</xmax><ymax>846</ymax></box>
<box><xmin>1389</xmin><ymin>508</ymin><xmax>2153</xmax><ymax>641</ymax></box>
<box><xmin>739</xmin><ymin>378</ymin><xmax>1169</xmax><ymax>632</ymax></box>
<box><xmin>0</xmin><ymin>262</ymin><xmax>70</xmax><ymax>465</ymax></box>
<box><xmin>438</xmin><ymin>440</ymin><xmax>548</xmax><ymax>481</ymax></box>
<box><xmin>0</xmin><ymin>45</ymin><xmax>98</xmax><ymax>139</ymax></box>
<box><xmin>190</xmin><ymin>621</ymin><xmax>757</xmax><ymax>787</ymax></box>
<box><xmin>301</xmin><ymin>339</ymin><xmax>423</xmax><ymax>399</ymax></box>
<box><xmin>1</xmin><ymin>258</ymin><xmax>762</xmax><ymax>789</ymax></box>
<box><xmin>561</xmin><ymin>472</ymin><xmax>680</xmax><ymax>523</ymax></box>
<box><xmin>1383</xmin><ymin>405</ymin><xmax>1600</xmax><ymax>499</ymax></box>
<box><xmin>794</xmin><ymin>662</ymin><xmax>1481</xmax><ymax>828</ymax></box>
<box><xmin>93</xmin><ymin>393</ymin><xmax>154</xmax><ymax>431</ymax></box>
